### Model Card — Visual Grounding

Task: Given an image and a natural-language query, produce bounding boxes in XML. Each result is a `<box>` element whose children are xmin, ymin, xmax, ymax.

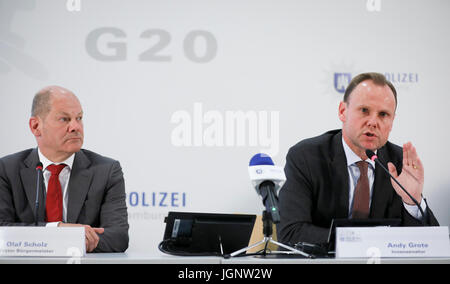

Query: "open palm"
<box><xmin>387</xmin><ymin>142</ymin><xmax>424</xmax><ymax>205</ymax></box>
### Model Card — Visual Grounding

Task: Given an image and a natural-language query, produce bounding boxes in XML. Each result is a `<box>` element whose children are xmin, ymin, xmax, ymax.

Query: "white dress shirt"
<box><xmin>342</xmin><ymin>138</ymin><xmax>426</xmax><ymax>220</ymax></box>
<box><xmin>38</xmin><ymin>149</ymin><xmax>75</xmax><ymax>226</ymax></box>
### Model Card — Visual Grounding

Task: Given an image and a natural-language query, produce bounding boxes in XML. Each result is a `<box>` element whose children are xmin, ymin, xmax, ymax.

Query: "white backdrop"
<box><xmin>1</xmin><ymin>0</ymin><xmax>449</xmax><ymax>254</ymax></box>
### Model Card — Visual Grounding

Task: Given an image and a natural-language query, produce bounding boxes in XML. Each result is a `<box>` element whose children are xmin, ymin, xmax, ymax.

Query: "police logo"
<box><xmin>334</xmin><ymin>73</ymin><xmax>352</xmax><ymax>94</ymax></box>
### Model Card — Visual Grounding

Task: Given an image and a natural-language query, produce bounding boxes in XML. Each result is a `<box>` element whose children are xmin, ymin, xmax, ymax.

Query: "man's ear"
<box><xmin>29</xmin><ymin>116</ymin><xmax>41</xmax><ymax>137</ymax></box>
<box><xmin>338</xmin><ymin>101</ymin><xmax>347</xmax><ymax>123</ymax></box>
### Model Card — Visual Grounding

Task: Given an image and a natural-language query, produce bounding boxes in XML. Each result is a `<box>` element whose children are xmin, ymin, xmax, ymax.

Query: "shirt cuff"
<box><xmin>45</xmin><ymin>222</ymin><xmax>60</xmax><ymax>227</ymax></box>
<box><xmin>403</xmin><ymin>199</ymin><xmax>427</xmax><ymax>220</ymax></box>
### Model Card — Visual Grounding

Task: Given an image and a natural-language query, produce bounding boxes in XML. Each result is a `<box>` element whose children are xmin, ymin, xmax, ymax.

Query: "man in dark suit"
<box><xmin>0</xmin><ymin>86</ymin><xmax>129</xmax><ymax>252</ymax></box>
<box><xmin>277</xmin><ymin>73</ymin><xmax>439</xmax><ymax>246</ymax></box>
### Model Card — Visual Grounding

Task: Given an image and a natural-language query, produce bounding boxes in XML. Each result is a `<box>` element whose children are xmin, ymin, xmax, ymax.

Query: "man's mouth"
<box><xmin>364</xmin><ymin>132</ymin><xmax>376</xmax><ymax>138</ymax></box>
<box><xmin>66</xmin><ymin>136</ymin><xmax>82</xmax><ymax>142</ymax></box>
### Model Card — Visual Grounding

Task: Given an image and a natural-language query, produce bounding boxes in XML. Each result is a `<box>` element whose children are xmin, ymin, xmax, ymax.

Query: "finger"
<box><xmin>85</xmin><ymin>237</ymin><xmax>94</xmax><ymax>253</ymax></box>
<box><xmin>406</xmin><ymin>143</ymin><xmax>423</xmax><ymax>171</ymax></box>
<box><xmin>84</xmin><ymin>227</ymin><xmax>94</xmax><ymax>252</ymax></box>
<box><xmin>87</xmin><ymin>227</ymin><xmax>102</xmax><ymax>250</ymax></box>
<box><xmin>84</xmin><ymin>226</ymin><xmax>99</xmax><ymax>252</ymax></box>
<box><xmin>91</xmin><ymin>228</ymin><xmax>104</xmax><ymax>251</ymax></box>
<box><xmin>403</xmin><ymin>143</ymin><xmax>409</xmax><ymax>167</ymax></box>
<box><xmin>93</xmin><ymin>227</ymin><xmax>105</xmax><ymax>235</ymax></box>
<box><xmin>406</xmin><ymin>142</ymin><xmax>418</xmax><ymax>164</ymax></box>
<box><xmin>415</xmin><ymin>156</ymin><xmax>423</xmax><ymax>170</ymax></box>
<box><xmin>387</xmin><ymin>162</ymin><xmax>398</xmax><ymax>178</ymax></box>
<box><xmin>409</xmin><ymin>145</ymin><xmax>419</xmax><ymax>168</ymax></box>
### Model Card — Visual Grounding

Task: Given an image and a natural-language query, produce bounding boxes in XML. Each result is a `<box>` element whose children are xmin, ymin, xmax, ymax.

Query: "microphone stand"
<box><xmin>35</xmin><ymin>165</ymin><xmax>43</xmax><ymax>226</ymax></box>
<box><xmin>225</xmin><ymin>211</ymin><xmax>314</xmax><ymax>258</ymax></box>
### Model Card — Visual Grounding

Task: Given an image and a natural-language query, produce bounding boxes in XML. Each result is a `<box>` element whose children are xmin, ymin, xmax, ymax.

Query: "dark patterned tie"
<box><xmin>45</xmin><ymin>164</ymin><xmax>66</xmax><ymax>222</ymax></box>
<box><xmin>352</xmin><ymin>161</ymin><xmax>370</xmax><ymax>219</ymax></box>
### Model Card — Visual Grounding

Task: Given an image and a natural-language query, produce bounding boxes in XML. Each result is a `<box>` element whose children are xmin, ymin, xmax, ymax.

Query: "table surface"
<box><xmin>1</xmin><ymin>252</ymin><xmax>449</xmax><ymax>264</ymax></box>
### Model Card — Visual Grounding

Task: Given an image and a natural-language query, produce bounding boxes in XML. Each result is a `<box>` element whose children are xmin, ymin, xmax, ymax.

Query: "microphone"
<box><xmin>248</xmin><ymin>153</ymin><xmax>286</xmax><ymax>224</ymax></box>
<box><xmin>35</xmin><ymin>162</ymin><xmax>43</xmax><ymax>226</ymax></box>
<box><xmin>365</xmin><ymin>149</ymin><xmax>426</xmax><ymax>223</ymax></box>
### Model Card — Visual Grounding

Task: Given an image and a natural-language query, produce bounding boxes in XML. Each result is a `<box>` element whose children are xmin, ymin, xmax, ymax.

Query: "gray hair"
<box><xmin>31</xmin><ymin>88</ymin><xmax>53</xmax><ymax>118</ymax></box>
<box><xmin>31</xmin><ymin>86</ymin><xmax>76</xmax><ymax>118</ymax></box>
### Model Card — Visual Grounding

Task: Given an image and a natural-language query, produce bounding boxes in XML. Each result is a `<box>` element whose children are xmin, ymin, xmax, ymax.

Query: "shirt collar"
<box><xmin>37</xmin><ymin>148</ymin><xmax>75</xmax><ymax>171</ymax></box>
<box><xmin>341</xmin><ymin>137</ymin><xmax>376</xmax><ymax>169</ymax></box>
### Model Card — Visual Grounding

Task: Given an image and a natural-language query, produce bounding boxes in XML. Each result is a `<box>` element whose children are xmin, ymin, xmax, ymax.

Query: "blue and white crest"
<box><xmin>334</xmin><ymin>73</ymin><xmax>352</xmax><ymax>94</ymax></box>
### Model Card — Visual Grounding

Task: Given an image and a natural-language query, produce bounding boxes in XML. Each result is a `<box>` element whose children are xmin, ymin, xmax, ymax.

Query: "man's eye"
<box><xmin>361</xmin><ymin>108</ymin><xmax>368</xmax><ymax>113</ymax></box>
<box><xmin>59</xmin><ymin>117</ymin><xmax>69</xmax><ymax>122</ymax></box>
<box><xmin>379</xmin><ymin>112</ymin><xmax>388</xmax><ymax>117</ymax></box>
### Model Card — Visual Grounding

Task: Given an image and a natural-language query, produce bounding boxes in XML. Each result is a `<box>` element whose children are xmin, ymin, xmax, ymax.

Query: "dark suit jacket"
<box><xmin>0</xmin><ymin>148</ymin><xmax>129</xmax><ymax>252</ymax></box>
<box><xmin>277</xmin><ymin>130</ymin><xmax>439</xmax><ymax>245</ymax></box>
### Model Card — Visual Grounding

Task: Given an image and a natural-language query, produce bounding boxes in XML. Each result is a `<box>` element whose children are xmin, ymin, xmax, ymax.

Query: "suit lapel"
<box><xmin>20</xmin><ymin>148</ymin><xmax>46</xmax><ymax>222</ymax></box>
<box><xmin>329</xmin><ymin>132</ymin><xmax>350</xmax><ymax>219</ymax></box>
<box><xmin>67</xmin><ymin>150</ymin><xmax>93</xmax><ymax>223</ymax></box>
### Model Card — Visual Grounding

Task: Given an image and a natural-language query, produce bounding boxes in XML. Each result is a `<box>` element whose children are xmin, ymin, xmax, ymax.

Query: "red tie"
<box><xmin>352</xmin><ymin>161</ymin><xmax>370</xmax><ymax>219</ymax></box>
<box><xmin>46</xmin><ymin>164</ymin><xmax>66</xmax><ymax>222</ymax></box>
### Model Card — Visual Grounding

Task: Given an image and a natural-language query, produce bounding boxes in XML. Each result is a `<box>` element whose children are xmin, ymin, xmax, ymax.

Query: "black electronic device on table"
<box><xmin>160</xmin><ymin>211</ymin><xmax>256</xmax><ymax>256</ymax></box>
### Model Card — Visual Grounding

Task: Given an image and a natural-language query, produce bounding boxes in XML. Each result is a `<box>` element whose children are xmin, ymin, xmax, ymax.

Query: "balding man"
<box><xmin>0</xmin><ymin>86</ymin><xmax>129</xmax><ymax>252</ymax></box>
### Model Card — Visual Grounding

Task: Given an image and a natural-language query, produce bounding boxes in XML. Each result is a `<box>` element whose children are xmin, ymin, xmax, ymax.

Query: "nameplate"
<box><xmin>0</xmin><ymin>227</ymin><xmax>85</xmax><ymax>257</ymax></box>
<box><xmin>336</xmin><ymin>226</ymin><xmax>450</xmax><ymax>258</ymax></box>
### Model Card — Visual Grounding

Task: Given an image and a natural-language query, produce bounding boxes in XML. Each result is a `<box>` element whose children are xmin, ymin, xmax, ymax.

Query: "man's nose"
<box><xmin>367</xmin><ymin>114</ymin><xmax>378</xmax><ymax>128</ymax></box>
<box><xmin>68</xmin><ymin>119</ymin><xmax>82</xmax><ymax>133</ymax></box>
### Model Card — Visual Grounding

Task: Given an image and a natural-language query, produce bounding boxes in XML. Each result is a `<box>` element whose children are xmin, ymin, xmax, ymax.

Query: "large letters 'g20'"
<box><xmin>85</xmin><ymin>27</ymin><xmax>217</xmax><ymax>63</ymax></box>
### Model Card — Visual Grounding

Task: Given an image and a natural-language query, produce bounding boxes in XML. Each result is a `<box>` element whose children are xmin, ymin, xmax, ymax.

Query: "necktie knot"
<box><xmin>46</xmin><ymin>164</ymin><xmax>66</xmax><ymax>176</ymax></box>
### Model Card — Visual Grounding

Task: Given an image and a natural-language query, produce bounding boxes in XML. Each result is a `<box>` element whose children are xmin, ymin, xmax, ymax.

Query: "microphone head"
<box><xmin>249</xmin><ymin>153</ymin><xmax>274</xmax><ymax>166</ymax></box>
<box><xmin>365</xmin><ymin>149</ymin><xmax>377</xmax><ymax>161</ymax></box>
<box><xmin>248</xmin><ymin>153</ymin><xmax>285</xmax><ymax>196</ymax></box>
<box><xmin>36</xmin><ymin>162</ymin><xmax>43</xmax><ymax>171</ymax></box>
